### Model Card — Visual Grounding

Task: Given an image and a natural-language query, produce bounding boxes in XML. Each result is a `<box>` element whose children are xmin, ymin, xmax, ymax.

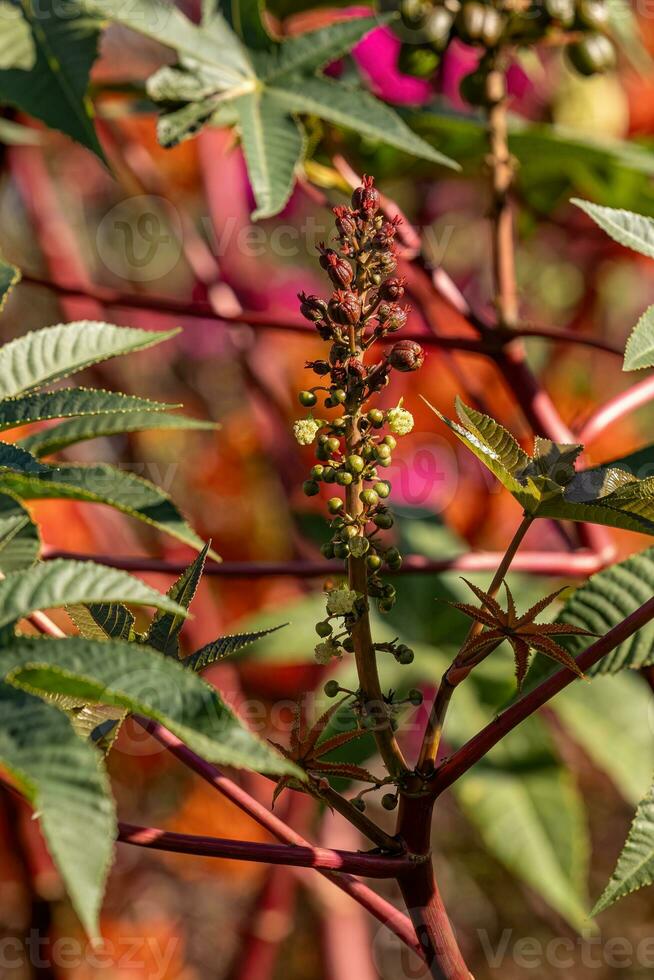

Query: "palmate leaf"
<box><xmin>0</xmin><ymin>463</ymin><xmax>210</xmax><ymax>554</ymax></box>
<box><xmin>593</xmin><ymin>783</ymin><xmax>654</xmax><ymax>914</ymax></box>
<box><xmin>145</xmin><ymin>544</ymin><xmax>209</xmax><ymax>658</ymax></box>
<box><xmin>79</xmin><ymin>0</ymin><xmax>458</xmax><ymax>218</ymax></box>
<box><xmin>68</xmin><ymin>602</ymin><xmax>135</xmax><ymax>642</ymax></box>
<box><xmin>0</xmin><ymin>0</ymin><xmax>102</xmax><ymax>156</ymax></box>
<box><xmin>623</xmin><ymin>305</ymin><xmax>654</xmax><ymax>372</ymax></box>
<box><xmin>431</xmin><ymin>397</ymin><xmax>654</xmax><ymax>535</ymax></box>
<box><xmin>184</xmin><ymin>624</ymin><xmax>287</xmax><ymax>672</ymax></box>
<box><xmin>0</xmin><ymin>559</ymin><xmax>187</xmax><ymax>629</ymax></box>
<box><xmin>0</xmin><ymin>388</ymin><xmax>174</xmax><ymax>434</ymax></box>
<box><xmin>0</xmin><ymin>491</ymin><xmax>40</xmax><ymax>573</ymax></box>
<box><xmin>0</xmin><ymin>636</ymin><xmax>303</xmax><ymax>778</ymax></box>
<box><xmin>0</xmin><ymin>683</ymin><xmax>115</xmax><ymax>938</ymax></box>
<box><xmin>0</xmin><ymin>322</ymin><xmax>178</xmax><ymax>398</ymax></box>
<box><xmin>20</xmin><ymin>409</ymin><xmax>216</xmax><ymax>457</ymax></box>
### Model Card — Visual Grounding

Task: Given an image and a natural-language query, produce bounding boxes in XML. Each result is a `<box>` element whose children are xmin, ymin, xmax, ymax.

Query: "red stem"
<box><xmin>116</xmin><ymin>822</ymin><xmax>417</xmax><ymax>877</ymax></box>
<box><xmin>42</xmin><ymin>546</ymin><xmax>611</xmax><ymax>578</ymax></box>
<box><xmin>577</xmin><ymin>373</ymin><xmax>654</xmax><ymax>445</ymax></box>
<box><xmin>431</xmin><ymin>594</ymin><xmax>654</xmax><ymax>795</ymax></box>
<box><xmin>137</xmin><ymin>718</ymin><xmax>423</xmax><ymax>956</ymax></box>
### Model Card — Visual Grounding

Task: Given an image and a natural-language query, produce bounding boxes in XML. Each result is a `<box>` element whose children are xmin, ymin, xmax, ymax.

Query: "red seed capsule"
<box><xmin>351</xmin><ymin>174</ymin><xmax>380</xmax><ymax>214</ymax></box>
<box><xmin>389</xmin><ymin>339</ymin><xmax>424</xmax><ymax>372</ymax></box>
<box><xmin>298</xmin><ymin>291</ymin><xmax>328</xmax><ymax>322</ymax></box>
<box><xmin>328</xmin><ymin>290</ymin><xmax>362</xmax><ymax>326</ymax></box>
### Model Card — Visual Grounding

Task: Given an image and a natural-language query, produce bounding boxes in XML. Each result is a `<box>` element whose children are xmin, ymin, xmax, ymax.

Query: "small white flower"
<box><xmin>326</xmin><ymin>585</ymin><xmax>359</xmax><ymax>616</ymax></box>
<box><xmin>293</xmin><ymin>418</ymin><xmax>320</xmax><ymax>446</ymax></box>
<box><xmin>314</xmin><ymin>639</ymin><xmax>343</xmax><ymax>664</ymax></box>
<box><xmin>387</xmin><ymin>406</ymin><xmax>414</xmax><ymax>436</ymax></box>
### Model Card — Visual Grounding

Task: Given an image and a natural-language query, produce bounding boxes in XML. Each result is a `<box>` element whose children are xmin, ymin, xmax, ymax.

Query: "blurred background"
<box><xmin>2</xmin><ymin>1</ymin><xmax>654</xmax><ymax>976</ymax></box>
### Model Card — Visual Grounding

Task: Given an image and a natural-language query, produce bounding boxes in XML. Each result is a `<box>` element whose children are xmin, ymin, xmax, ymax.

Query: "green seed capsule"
<box><xmin>299</xmin><ymin>390</ymin><xmax>317</xmax><ymax>407</ymax></box>
<box><xmin>396</xmin><ymin>645</ymin><xmax>414</xmax><ymax>665</ymax></box>
<box><xmin>373</xmin><ymin>481</ymin><xmax>391</xmax><ymax>498</ymax></box>
<box><xmin>347</xmin><ymin>454</ymin><xmax>365</xmax><ymax>474</ymax></box>
<box><xmin>376</xmin><ymin>444</ymin><xmax>392</xmax><ymax>460</ymax></box>
<box><xmin>408</xmin><ymin>689</ymin><xmax>423</xmax><ymax>706</ymax></box>
<box><xmin>566</xmin><ymin>32</ymin><xmax>616</xmax><ymax>75</ymax></box>
<box><xmin>575</xmin><ymin>0</ymin><xmax>609</xmax><ymax>29</ymax></box>
<box><xmin>327</xmin><ymin>436</ymin><xmax>341</xmax><ymax>453</ymax></box>
<box><xmin>324</xmin><ymin>679</ymin><xmax>341</xmax><ymax>697</ymax></box>
<box><xmin>360</xmin><ymin>489</ymin><xmax>380</xmax><ymax>508</ymax></box>
<box><xmin>334</xmin><ymin>542</ymin><xmax>350</xmax><ymax>559</ymax></box>
<box><xmin>311</xmin><ymin>464</ymin><xmax>325</xmax><ymax>480</ymax></box>
<box><xmin>388</xmin><ymin>556</ymin><xmax>403</xmax><ymax>571</ymax></box>
<box><xmin>303</xmin><ymin>480</ymin><xmax>320</xmax><ymax>496</ymax></box>
<box><xmin>316</xmin><ymin>445</ymin><xmax>330</xmax><ymax>461</ymax></box>
<box><xmin>349</xmin><ymin>535</ymin><xmax>370</xmax><ymax>557</ymax></box>
<box><xmin>342</xmin><ymin>525</ymin><xmax>358</xmax><ymax>539</ymax></box>
<box><xmin>379</xmin><ymin>598</ymin><xmax>395</xmax><ymax>613</ymax></box>
<box><xmin>381</xmin><ymin>793</ymin><xmax>398</xmax><ymax>810</ymax></box>
<box><xmin>374</xmin><ymin>512</ymin><xmax>394</xmax><ymax>530</ymax></box>
<box><xmin>320</xmin><ymin>542</ymin><xmax>335</xmax><ymax>559</ymax></box>
<box><xmin>367</xmin><ymin>409</ymin><xmax>384</xmax><ymax>427</ymax></box>
<box><xmin>333</xmin><ymin>389</ymin><xmax>347</xmax><ymax>404</ymax></box>
<box><xmin>385</xmin><ymin>547</ymin><xmax>401</xmax><ymax>565</ymax></box>
<box><xmin>383</xmin><ymin>435</ymin><xmax>397</xmax><ymax>450</ymax></box>
<box><xmin>383</xmin><ymin>583</ymin><xmax>397</xmax><ymax>599</ymax></box>
<box><xmin>328</xmin><ymin>497</ymin><xmax>344</xmax><ymax>514</ymax></box>
<box><xmin>367</xmin><ymin>554</ymin><xmax>383</xmax><ymax>571</ymax></box>
<box><xmin>316</xmin><ymin>621</ymin><xmax>333</xmax><ymax>637</ymax></box>
<box><xmin>336</xmin><ymin>470</ymin><xmax>353</xmax><ymax>486</ymax></box>
<box><xmin>343</xmin><ymin>636</ymin><xmax>355</xmax><ymax>652</ymax></box>
<box><xmin>322</xmin><ymin>466</ymin><xmax>337</xmax><ymax>483</ymax></box>
<box><xmin>332</xmin><ymin>417</ymin><xmax>347</xmax><ymax>431</ymax></box>
<box><xmin>398</xmin><ymin>43</ymin><xmax>440</xmax><ymax>78</ymax></box>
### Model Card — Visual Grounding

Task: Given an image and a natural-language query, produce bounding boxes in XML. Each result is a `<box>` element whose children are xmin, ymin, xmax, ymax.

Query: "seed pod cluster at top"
<box><xmin>384</xmin><ymin>0</ymin><xmax>616</xmax><ymax>96</ymax></box>
<box><xmin>294</xmin><ymin>176</ymin><xmax>425</xmax><ymax>628</ymax></box>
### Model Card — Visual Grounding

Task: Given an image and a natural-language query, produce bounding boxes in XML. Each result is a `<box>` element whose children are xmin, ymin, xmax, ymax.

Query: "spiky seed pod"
<box><xmin>389</xmin><ymin>339</ymin><xmax>425</xmax><ymax>372</ymax></box>
<box><xmin>379</xmin><ymin>277</ymin><xmax>407</xmax><ymax>301</ymax></box>
<box><xmin>319</xmin><ymin>246</ymin><xmax>354</xmax><ymax>288</ymax></box>
<box><xmin>298</xmin><ymin>292</ymin><xmax>328</xmax><ymax>322</ymax></box>
<box><xmin>351</xmin><ymin>174</ymin><xmax>380</xmax><ymax>213</ymax></box>
<box><xmin>329</xmin><ymin>290</ymin><xmax>362</xmax><ymax>326</ymax></box>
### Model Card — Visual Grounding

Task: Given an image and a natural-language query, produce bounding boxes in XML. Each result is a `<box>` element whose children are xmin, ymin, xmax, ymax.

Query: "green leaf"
<box><xmin>0</xmin><ymin>322</ymin><xmax>178</xmax><ymax>398</ymax></box>
<box><xmin>0</xmin><ymin>2</ymin><xmax>35</xmax><ymax>69</ymax></box>
<box><xmin>551</xmin><ymin>674</ymin><xmax>654</xmax><ymax>806</ymax></box>
<box><xmin>0</xmin><ymin>491</ymin><xmax>40</xmax><ymax>573</ymax></box>
<box><xmin>572</xmin><ymin>199</ymin><xmax>654</xmax><ymax>259</ymax></box>
<box><xmin>67</xmin><ymin>602</ymin><xmax>135</xmax><ymax>642</ymax></box>
<box><xmin>0</xmin><ymin>682</ymin><xmax>115</xmax><ymax>937</ymax></box>
<box><xmin>0</xmin><ymin>0</ymin><xmax>102</xmax><ymax>156</ymax></box>
<box><xmin>267</xmin><ymin>74</ymin><xmax>456</xmax><ymax>171</ymax></box>
<box><xmin>624</xmin><ymin>304</ymin><xmax>654</xmax><ymax>371</ymax></box>
<box><xmin>145</xmin><ymin>544</ymin><xmax>208</xmax><ymax>658</ymax></box>
<box><xmin>0</xmin><ymin>441</ymin><xmax>49</xmax><ymax>475</ymax></box>
<box><xmin>593</xmin><ymin>783</ymin><xmax>654</xmax><ymax>914</ymax></box>
<box><xmin>556</xmin><ymin>546</ymin><xmax>654</xmax><ymax>675</ymax></box>
<box><xmin>431</xmin><ymin>398</ymin><xmax>654</xmax><ymax>535</ymax></box>
<box><xmin>184</xmin><ymin>624</ymin><xmax>287</xmax><ymax>671</ymax></box>
<box><xmin>0</xmin><ymin>636</ymin><xmax>303</xmax><ymax>777</ymax></box>
<box><xmin>0</xmin><ymin>387</ymin><xmax>174</xmax><ymax>434</ymax></box>
<box><xmin>0</xmin><ymin>559</ymin><xmax>187</xmax><ymax>629</ymax></box>
<box><xmin>20</xmin><ymin>409</ymin><xmax>215</xmax><ymax>458</ymax></box>
<box><xmin>234</xmin><ymin>89</ymin><xmax>305</xmax><ymax>219</ymax></box>
<box><xmin>0</xmin><ymin>463</ymin><xmax>210</xmax><ymax>554</ymax></box>
<box><xmin>87</xmin><ymin>0</ymin><xmax>458</xmax><ymax>217</ymax></box>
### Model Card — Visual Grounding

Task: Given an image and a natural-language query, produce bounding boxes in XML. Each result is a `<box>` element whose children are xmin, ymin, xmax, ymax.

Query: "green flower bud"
<box><xmin>408</xmin><ymin>689</ymin><xmax>423</xmax><ymax>706</ymax></box>
<box><xmin>381</xmin><ymin>793</ymin><xmax>398</xmax><ymax>811</ymax></box>
<box><xmin>311</xmin><ymin>464</ymin><xmax>325</xmax><ymax>480</ymax></box>
<box><xmin>323</xmin><ymin>466</ymin><xmax>337</xmax><ymax>483</ymax></box>
<box><xmin>349</xmin><ymin>535</ymin><xmax>370</xmax><ymax>557</ymax></box>
<box><xmin>303</xmin><ymin>480</ymin><xmax>320</xmax><ymax>496</ymax></box>
<box><xmin>320</xmin><ymin>542</ymin><xmax>335</xmax><ymax>559</ymax></box>
<box><xmin>347</xmin><ymin>454</ymin><xmax>365</xmax><ymax>474</ymax></box>
<box><xmin>366</xmin><ymin>554</ymin><xmax>383</xmax><ymax>571</ymax></box>
<box><xmin>328</xmin><ymin>497</ymin><xmax>344</xmax><ymax>514</ymax></box>
<box><xmin>327</xmin><ymin>437</ymin><xmax>341</xmax><ymax>453</ymax></box>
<box><xmin>373</xmin><ymin>481</ymin><xmax>391</xmax><ymax>498</ymax></box>
<box><xmin>395</xmin><ymin>645</ymin><xmax>414</xmax><ymax>665</ymax></box>
<box><xmin>316</xmin><ymin>620</ymin><xmax>333</xmax><ymax>637</ymax></box>
<box><xmin>367</xmin><ymin>408</ymin><xmax>384</xmax><ymax>428</ymax></box>
<box><xmin>383</xmin><ymin>435</ymin><xmax>397</xmax><ymax>450</ymax></box>
<box><xmin>373</xmin><ymin>512</ymin><xmax>394</xmax><ymax>530</ymax></box>
<box><xmin>324</xmin><ymin>679</ymin><xmax>341</xmax><ymax>698</ymax></box>
<box><xmin>336</xmin><ymin>470</ymin><xmax>353</xmax><ymax>486</ymax></box>
<box><xmin>299</xmin><ymin>390</ymin><xmax>317</xmax><ymax>407</ymax></box>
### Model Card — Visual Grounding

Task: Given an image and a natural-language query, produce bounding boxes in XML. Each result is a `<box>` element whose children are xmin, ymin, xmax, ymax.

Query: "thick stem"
<box><xmin>486</xmin><ymin>67</ymin><xmax>517</xmax><ymax>331</ymax></box>
<box><xmin>417</xmin><ymin>513</ymin><xmax>533</xmax><ymax>773</ymax></box>
<box><xmin>345</xmin><ymin>364</ymin><xmax>408</xmax><ymax>779</ymax></box>
<box><xmin>398</xmin><ymin>864</ymin><xmax>473</xmax><ymax>980</ymax></box>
